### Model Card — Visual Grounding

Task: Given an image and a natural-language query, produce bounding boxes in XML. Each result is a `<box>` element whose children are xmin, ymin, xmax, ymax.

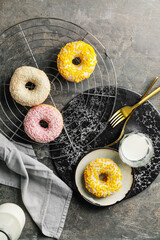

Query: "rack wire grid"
<box><xmin>0</xmin><ymin>18</ymin><xmax>117</xmax><ymax>159</ymax></box>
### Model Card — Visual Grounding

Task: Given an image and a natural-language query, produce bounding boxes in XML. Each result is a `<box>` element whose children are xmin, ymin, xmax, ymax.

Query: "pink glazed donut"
<box><xmin>24</xmin><ymin>104</ymin><xmax>63</xmax><ymax>143</ymax></box>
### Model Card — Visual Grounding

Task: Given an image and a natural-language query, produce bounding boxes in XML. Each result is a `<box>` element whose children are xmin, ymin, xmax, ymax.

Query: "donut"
<box><xmin>24</xmin><ymin>104</ymin><xmax>63</xmax><ymax>143</ymax></box>
<box><xmin>84</xmin><ymin>158</ymin><xmax>123</xmax><ymax>198</ymax></box>
<box><xmin>9</xmin><ymin>66</ymin><xmax>51</xmax><ymax>106</ymax></box>
<box><xmin>57</xmin><ymin>41</ymin><xmax>97</xmax><ymax>83</ymax></box>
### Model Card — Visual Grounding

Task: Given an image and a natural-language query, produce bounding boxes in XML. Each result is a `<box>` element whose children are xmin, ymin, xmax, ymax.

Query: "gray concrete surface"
<box><xmin>0</xmin><ymin>1</ymin><xmax>160</xmax><ymax>240</ymax></box>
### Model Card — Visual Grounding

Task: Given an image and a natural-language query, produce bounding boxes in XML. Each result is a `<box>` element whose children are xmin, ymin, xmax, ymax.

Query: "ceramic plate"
<box><xmin>75</xmin><ymin>148</ymin><xmax>133</xmax><ymax>206</ymax></box>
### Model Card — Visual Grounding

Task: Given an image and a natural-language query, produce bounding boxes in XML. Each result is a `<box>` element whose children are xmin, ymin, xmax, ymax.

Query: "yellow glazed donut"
<box><xmin>84</xmin><ymin>158</ymin><xmax>123</xmax><ymax>198</ymax></box>
<box><xmin>9</xmin><ymin>66</ymin><xmax>51</xmax><ymax>106</ymax></box>
<box><xmin>57</xmin><ymin>41</ymin><xmax>97</xmax><ymax>83</ymax></box>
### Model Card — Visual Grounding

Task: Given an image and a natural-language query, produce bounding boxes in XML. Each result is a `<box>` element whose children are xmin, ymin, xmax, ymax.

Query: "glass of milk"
<box><xmin>119</xmin><ymin>132</ymin><xmax>154</xmax><ymax>167</ymax></box>
<box><xmin>0</xmin><ymin>203</ymin><xmax>25</xmax><ymax>240</ymax></box>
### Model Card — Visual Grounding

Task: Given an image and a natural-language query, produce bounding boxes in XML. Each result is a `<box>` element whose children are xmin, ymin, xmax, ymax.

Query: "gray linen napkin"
<box><xmin>0</xmin><ymin>133</ymin><xmax>72</xmax><ymax>239</ymax></box>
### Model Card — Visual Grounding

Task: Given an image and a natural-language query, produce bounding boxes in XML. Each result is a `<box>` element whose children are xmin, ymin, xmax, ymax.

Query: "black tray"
<box><xmin>50</xmin><ymin>87</ymin><xmax>160</xmax><ymax>199</ymax></box>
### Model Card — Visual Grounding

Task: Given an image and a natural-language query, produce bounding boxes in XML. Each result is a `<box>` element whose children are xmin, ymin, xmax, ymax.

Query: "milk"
<box><xmin>0</xmin><ymin>203</ymin><xmax>25</xmax><ymax>240</ymax></box>
<box><xmin>119</xmin><ymin>132</ymin><xmax>154</xmax><ymax>167</ymax></box>
<box><xmin>0</xmin><ymin>232</ymin><xmax>8</xmax><ymax>240</ymax></box>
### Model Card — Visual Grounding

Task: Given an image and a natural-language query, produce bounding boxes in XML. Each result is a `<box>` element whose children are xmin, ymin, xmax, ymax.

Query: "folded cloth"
<box><xmin>0</xmin><ymin>133</ymin><xmax>72</xmax><ymax>239</ymax></box>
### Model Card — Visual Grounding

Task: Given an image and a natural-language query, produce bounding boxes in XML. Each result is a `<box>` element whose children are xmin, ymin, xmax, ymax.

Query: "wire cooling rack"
<box><xmin>0</xmin><ymin>18</ymin><xmax>117</xmax><ymax>158</ymax></box>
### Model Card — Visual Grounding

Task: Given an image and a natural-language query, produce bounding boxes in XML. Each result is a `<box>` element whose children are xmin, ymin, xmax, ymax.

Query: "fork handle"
<box><xmin>132</xmin><ymin>86</ymin><xmax>160</xmax><ymax>110</ymax></box>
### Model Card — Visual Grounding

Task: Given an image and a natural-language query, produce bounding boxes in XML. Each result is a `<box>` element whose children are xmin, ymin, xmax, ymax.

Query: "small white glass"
<box><xmin>0</xmin><ymin>203</ymin><xmax>25</xmax><ymax>240</ymax></box>
<box><xmin>119</xmin><ymin>132</ymin><xmax>154</xmax><ymax>167</ymax></box>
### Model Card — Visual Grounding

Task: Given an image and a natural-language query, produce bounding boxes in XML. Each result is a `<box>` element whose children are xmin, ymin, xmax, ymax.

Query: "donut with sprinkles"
<box><xmin>57</xmin><ymin>41</ymin><xmax>97</xmax><ymax>83</ymax></box>
<box><xmin>24</xmin><ymin>104</ymin><xmax>63</xmax><ymax>143</ymax></box>
<box><xmin>84</xmin><ymin>158</ymin><xmax>123</xmax><ymax>198</ymax></box>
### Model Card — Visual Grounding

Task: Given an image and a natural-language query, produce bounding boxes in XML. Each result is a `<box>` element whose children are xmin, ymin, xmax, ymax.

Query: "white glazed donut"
<box><xmin>9</xmin><ymin>66</ymin><xmax>51</xmax><ymax>106</ymax></box>
<box><xmin>24</xmin><ymin>104</ymin><xmax>63</xmax><ymax>143</ymax></box>
<box><xmin>57</xmin><ymin>41</ymin><xmax>97</xmax><ymax>83</ymax></box>
<box><xmin>84</xmin><ymin>158</ymin><xmax>123</xmax><ymax>198</ymax></box>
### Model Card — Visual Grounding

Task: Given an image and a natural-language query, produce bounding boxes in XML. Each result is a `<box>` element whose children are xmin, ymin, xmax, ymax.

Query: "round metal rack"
<box><xmin>0</xmin><ymin>18</ymin><xmax>117</xmax><ymax>158</ymax></box>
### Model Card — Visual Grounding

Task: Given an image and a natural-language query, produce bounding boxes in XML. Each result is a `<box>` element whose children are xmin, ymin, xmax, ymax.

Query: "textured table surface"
<box><xmin>0</xmin><ymin>1</ymin><xmax>160</xmax><ymax>240</ymax></box>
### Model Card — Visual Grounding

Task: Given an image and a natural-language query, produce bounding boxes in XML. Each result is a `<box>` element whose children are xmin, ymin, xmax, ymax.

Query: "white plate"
<box><xmin>75</xmin><ymin>148</ymin><xmax>133</xmax><ymax>206</ymax></box>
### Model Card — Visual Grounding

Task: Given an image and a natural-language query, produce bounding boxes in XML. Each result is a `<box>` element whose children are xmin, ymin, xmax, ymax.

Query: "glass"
<box><xmin>0</xmin><ymin>203</ymin><xmax>25</xmax><ymax>240</ymax></box>
<box><xmin>0</xmin><ymin>232</ymin><xmax>8</xmax><ymax>240</ymax></box>
<box><xmin>119</xmin><ymin>132</ymin><xmax>154</xmax><ymax>167</ymax></box>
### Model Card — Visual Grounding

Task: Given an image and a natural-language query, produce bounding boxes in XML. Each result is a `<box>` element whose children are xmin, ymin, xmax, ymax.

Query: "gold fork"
<box><xmin>105</xmin><ymin>77</ymin><xmax>159</xmax><ymax>147</ymax></box>
<box><xmin>109</xmin><ymin>83</ymin><xmax>160</xmax><ymax>128</ymax></box>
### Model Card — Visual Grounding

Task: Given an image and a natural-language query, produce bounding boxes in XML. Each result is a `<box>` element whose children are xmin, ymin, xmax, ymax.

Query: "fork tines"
<box><xmin>109</xmin><ymin>110</ymin><xmax>125</xmax><ymax>128</ymax></box>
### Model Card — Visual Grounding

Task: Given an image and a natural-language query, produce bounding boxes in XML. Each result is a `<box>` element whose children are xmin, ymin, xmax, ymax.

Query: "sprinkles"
<box><xmin>24</xmin><ymin>104</ymin><xmax>63</xmax><ymax>143</ymax></box>
<box><xmin>84</xmin><ymin>158</ymin><xmax>123</xmax><ymax>198</ymax></box>
<box><xmin>57</xmin><ymin>41</ymin><xmax>97</xmax><ymax>83</ymax></box>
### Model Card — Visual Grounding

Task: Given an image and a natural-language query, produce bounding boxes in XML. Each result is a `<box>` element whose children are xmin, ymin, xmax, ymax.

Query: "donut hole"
<box><xmin>39</xmin><ymin>120</ymin><xmax>48</xmax><ymax>128</ymax></box>
<box><xmin>99</xmin><ymin>173</ymin><xmax>107</xmax><ymax>182</ymax></box>
<box><xmin>72</xmin><ymin>57</ymin><xmax>81</xmax><ymax>65</ymax></box>
<box><xmin>25</xmin><ymin>82</ymin><xmax>35</xmax><ymax>90</ymax></box>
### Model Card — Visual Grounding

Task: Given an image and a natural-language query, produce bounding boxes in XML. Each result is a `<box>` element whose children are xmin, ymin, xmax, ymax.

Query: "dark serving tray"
<box><xmin>50</xmin><ymin>87</ymin><xmax>160</xmax><ymax>200</ymax></box>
